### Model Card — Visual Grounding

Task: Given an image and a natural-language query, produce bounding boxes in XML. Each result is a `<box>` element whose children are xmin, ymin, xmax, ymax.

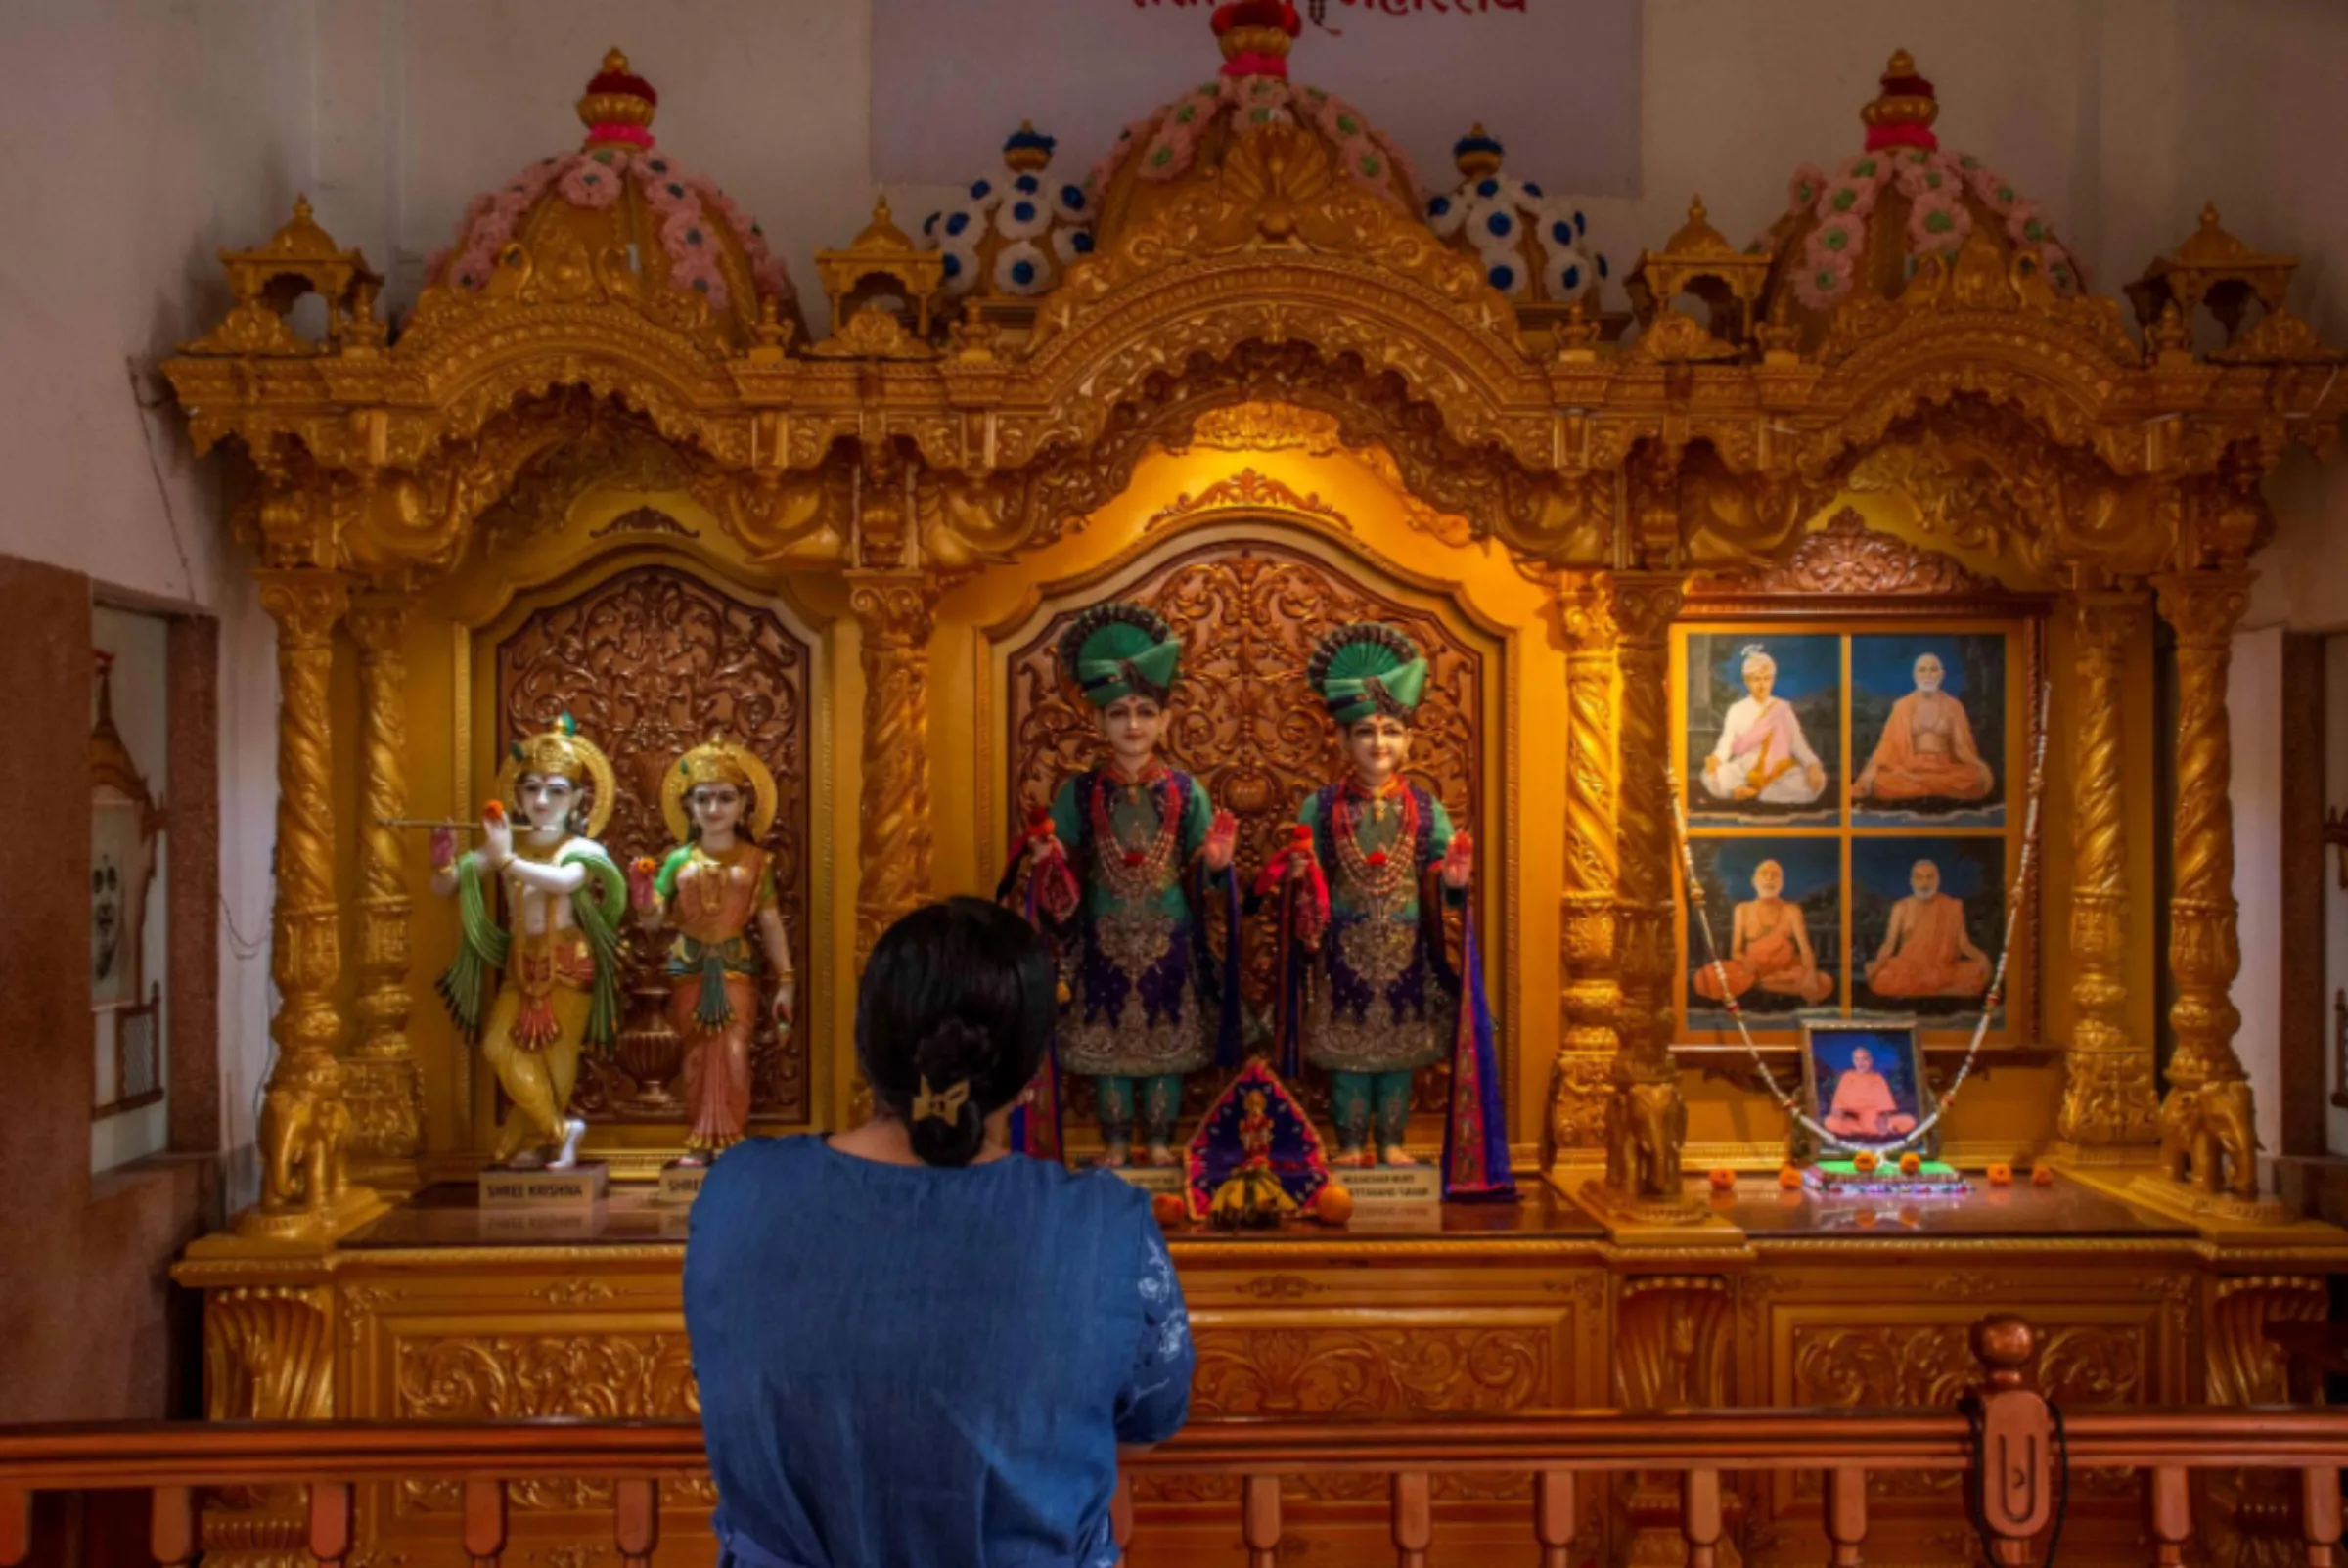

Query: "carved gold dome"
<box><xmin>421</xmin><ymin>48</ymin><xmax>807</xmax><ymax>347</ymax></box>
<box><xmin>1084</xmin><ymin>2</ymin><xmax>1421</xmax><ymax>256</ymax></box>
<box><xmin>1753</xmin><ymin>50</ymin><xmax>2083</xmax><ymax>349</ymax></box>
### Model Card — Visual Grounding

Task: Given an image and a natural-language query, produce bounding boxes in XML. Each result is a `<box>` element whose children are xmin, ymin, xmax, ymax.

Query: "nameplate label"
<box><xmin>1340</xmin><ymin>1165</ymin><xmax>1443</xmax><ymax>1207</ymax></box>
<box><xmin>475</xmin><ymin>1207</ymin><xmax>607</xmax><ymax>1242</ymax></box>
<box><xmin>1111</xmin><ymin>1165</ymin><xmax>1185</xmax><ymax>1195</ymax></box>
<box><xmin>478</xmin><ymin>1164</ymin><xmax>610</xmax><ymax>1208</ymax></box>
<box><xmin>658</xmin><ymin>1164</ymin><xmax>707</xmax><ymax>1205</ymax></box>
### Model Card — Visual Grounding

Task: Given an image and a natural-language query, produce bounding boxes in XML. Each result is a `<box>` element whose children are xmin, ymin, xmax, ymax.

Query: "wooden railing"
<box><xmin>4</xmin><ymin>1317</ymin><xmax>2346</xmax><ymax>1567</ymax></box>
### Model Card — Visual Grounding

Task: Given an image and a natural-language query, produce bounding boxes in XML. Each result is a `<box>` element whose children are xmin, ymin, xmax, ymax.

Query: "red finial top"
<box><xmin>1213</xmin><ymin>1</ymin><xmax>1300</xmax><ymax>79</ymax></box>
<box><xmin>1861</xmin><ymin>49</ymin><xmax>1939</xmax><ymax>153</ymax></box>
<box><xmin>577</xmin><ymin>47</ymin><xmax>658</xmax><ymax>150</ymax></box>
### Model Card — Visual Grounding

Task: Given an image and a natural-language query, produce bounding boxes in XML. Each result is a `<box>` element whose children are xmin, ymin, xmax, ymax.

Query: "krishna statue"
<box><xmin>629</xmin><ymin>737</ymin><xmax>796</xmax><ymax>1164</ymax></box>
<box><xmin>1266</xmin><ymin>623</ymin><xmax>1514</xmax><ymax>1198</ymax></box>
<box><xmin>1006</xmin><ymin>603</ymin><xmax>1241</xmax><ymax>1168</ymax></box>
<box><xmin>431</xmin><ymin>714</ymin><xmax>628</xmax><ymax>1171</ymax></box>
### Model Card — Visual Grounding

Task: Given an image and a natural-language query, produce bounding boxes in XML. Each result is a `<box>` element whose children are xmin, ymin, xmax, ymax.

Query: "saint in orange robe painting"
<box><xmin>1822</xmin><ymin>1045</ymin><xmax>1919</xmax><ymax>1138</ymax></box>
<box><xmin>1691</xmin><ymin>858</ymin><xmax>1834</xmax><ymax>1006</ymax></box>
<box><xmin>1863</xmin><ymin>860</ymin><xmax>1992</xmax><ymax>1000</ymax></box>
<box><xmin>1855</xmin><ymin>653</ymin><xmax>1995</xmax><ymax>804</ymax></box>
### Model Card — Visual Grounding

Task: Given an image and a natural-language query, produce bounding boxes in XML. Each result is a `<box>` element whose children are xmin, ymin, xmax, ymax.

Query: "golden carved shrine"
<box><xmin>163</xmin><ymin>26</ymin><xmax>2348</xmax><ymax>1568</ymax></box>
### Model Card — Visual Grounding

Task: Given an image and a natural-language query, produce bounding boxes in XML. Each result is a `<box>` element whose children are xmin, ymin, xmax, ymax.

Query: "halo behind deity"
<box><xmin>494</xmin><ymin>731</ymin><xmax>617</xmax><ymax>839</ymax></box>
<box><xmin>659</xmin><ymin>740</ymin><xmax>779</xmax><ymax>843</ymax></box>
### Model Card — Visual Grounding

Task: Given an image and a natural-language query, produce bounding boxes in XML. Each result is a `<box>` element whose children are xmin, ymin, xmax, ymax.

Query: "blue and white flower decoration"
<box><xmin>922</xmin><ymin>121</ymin><xmax>1097</xmax><ymax>299</ymax></box>
<box><xmin>1425</xmin><ymin>124</ymin><xmax>1607</xmax><ymax>305</ymax></box>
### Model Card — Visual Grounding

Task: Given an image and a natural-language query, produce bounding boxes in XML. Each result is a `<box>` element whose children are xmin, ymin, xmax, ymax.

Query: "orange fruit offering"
<box><xmin>1898</xmin><ymin>1152</ymin><xmax>1922</xmax><ymax>1176</ymax></box>
<box><xmin>1314</xmin><ymin>1182</ymin><xmax>1355</xmax><ymax>1226</ymax></box>
<box><xmin>1987</xmin><ymin>1162</ymin><xmax>2013</xmax><ymax>1186</ymax></box>
<box><xmin>1151</xmin><ymin>1193</ymin><xmax>1188</xmax><ymax>1228</ymax></box>
<box><xmin>1707</xmin><ymin>1168</ymin><xmax>1736</xmax><ymax>1192</ymax></box>
<box><xmin>1777</xmin><ymin>1165</ymin><xmax>1803</xmax><ymax>1190</ymax></box>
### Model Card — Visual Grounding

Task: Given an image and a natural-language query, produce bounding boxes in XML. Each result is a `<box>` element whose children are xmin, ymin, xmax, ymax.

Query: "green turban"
<box><xmin>1059</xmin><ymin>602</ymin><xmax>1181</xmax><ymax>709</ymax></box>
<box><xmin>1309</xmin><ymin>622</ymin><xmax>1427</xmax><ymax>727</ymax></box>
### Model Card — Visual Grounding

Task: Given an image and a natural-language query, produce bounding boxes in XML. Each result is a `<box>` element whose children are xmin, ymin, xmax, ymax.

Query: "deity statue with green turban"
<box><xmin>1267</xmin><ymin>623</ymin><xmax>1515</xmax><ymax>1199</ymax></box>
<box><xmin>1001</xmin><ymin>602</ymin><xmax>1241</xmax><ymax>1168</ymax></box>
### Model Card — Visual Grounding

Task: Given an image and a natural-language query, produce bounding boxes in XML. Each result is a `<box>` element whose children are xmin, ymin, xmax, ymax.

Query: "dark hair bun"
<box><xmin>908</xmin><ymin>1017</ymin><xmax>995</xmax><ymax>1168</ymax></box>
<box><xmin>854</xmin><ymin>897</ymin><xmax>1058</xmax><ymax>1167</ymax></box>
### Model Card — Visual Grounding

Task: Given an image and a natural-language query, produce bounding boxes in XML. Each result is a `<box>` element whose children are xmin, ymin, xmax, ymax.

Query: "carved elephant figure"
<box><xmin>2192</xmin><ymin>1079</ymin><xmax>2261</xmax><ymax>1200</ymax></box>
<box><xmin>2156</xmin><ymin>1086</ymin><xmax>2199</xmax><ymax>1187</ymax></box>
<box><xmin>1606</xmin><ymin>1079</ymin><xmax>1687</xmax><ymax>1197</ymax></box>
<box><xmin>2159</xmin><ymin>1080</ymin><xmax>2261</xmax><ymax>1200</ymax></box>
<box><xmin>259</xmin><ymin>1083</ymin><xmax>352</xmax><ymax>1213</ymax></box>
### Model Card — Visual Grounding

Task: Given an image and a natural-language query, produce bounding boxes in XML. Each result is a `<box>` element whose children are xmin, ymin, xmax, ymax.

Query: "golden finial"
<box><xmin>1003</xmin><ymin>120</ymin><xmax>1057</xmax><ymax>174</ymax></box>
<box><xmin>851</xmin><ymin>192</ymin><xmax>913</xmax><ymax>250</ymax></box>
<box><xmin>1453</xmin><ymin>123</ymin><xmax>1505</xmax><ymax>181</ymax></box>
<box><xmin>577</xmin><ymin>46</ymin><xmax>658</xmax><ymax>146</ymax></box>
<box><xmin>1861</xmin><ymin>48</ymin><xmax>1939</xmax><ymax>148</ymax></box>
<box><xmin>1664</xmin><ymin>196</ymin><xmax>1734</xmax><ymax>255</ymax></box>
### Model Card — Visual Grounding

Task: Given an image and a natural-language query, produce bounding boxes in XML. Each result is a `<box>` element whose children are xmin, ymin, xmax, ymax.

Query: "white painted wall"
<box><xmin>0</xmin><ymin>1</ymin><xmax>303</xmax><ymax>1181</ymax></box>
<box><xmin>4</xmin><ymin>0</ymin><xmax>2348</xmax><ymax>1179</ymax></box>
<box><xmin>2230</xmin><ymin>628</ymin><xmax>2286</xmax><ymax>1166</ymax></box>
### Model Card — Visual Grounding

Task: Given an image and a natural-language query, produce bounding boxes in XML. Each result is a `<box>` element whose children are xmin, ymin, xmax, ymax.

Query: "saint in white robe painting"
<box><xmin>1700</xmin><ymin>646</ymin><xmax>1828</xmax><ymax>807</ymax></box>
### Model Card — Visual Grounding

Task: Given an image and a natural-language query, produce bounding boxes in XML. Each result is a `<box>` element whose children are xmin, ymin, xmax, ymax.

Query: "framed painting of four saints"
<box><xmin>1673</xmin><ymin>618</ymin><xmax>2037</xmax><ymax>1048</ymax></box>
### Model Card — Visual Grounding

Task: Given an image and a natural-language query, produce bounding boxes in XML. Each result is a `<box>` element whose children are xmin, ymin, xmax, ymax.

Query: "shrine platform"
<box><xmin>172</xmin><ymin>1170</ymin><xmax>2348</xmax><ymax>1568</ymax></box>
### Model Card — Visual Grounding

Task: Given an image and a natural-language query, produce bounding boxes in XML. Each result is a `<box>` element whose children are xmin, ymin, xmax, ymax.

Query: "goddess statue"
<box><xmin>629</xmin><ymin>738</ymin><xmax>796</xmax><ymax>1164</ymax></box>
<box><xmin>431</xmin><ymin>714</ymin><xmax>627</xmax><ymax>1171</ymax></box>
<box><xmin>1271</xmin><ymin>623</ymin><xmax>1499</xmax><ymax>1179</ymax></box>
<box><xmin>1011</xmin><ymin>604</ymin><xmax>1239</xmax><ymax>1168</ymax></box>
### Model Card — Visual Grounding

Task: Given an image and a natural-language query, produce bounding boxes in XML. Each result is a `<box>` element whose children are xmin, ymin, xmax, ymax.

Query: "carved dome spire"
<box><xmin>1750</xmin><ymin>48</ymin><xmax>2081</xmax><ymax>352</ymax></box>
<box><xmin>421</xmin><ymin>48</ymin><xmax>804</xmax><ymax>348</ymax></box>
<box><xmin>1082</xmin><ymin>3</ymin><xmax>1419</xmax><ymax>256</ymax></box>
<box><xmin>575</xmin><ymin>47</ymin><xmax>658</xmax><ymax>148</ymax></box>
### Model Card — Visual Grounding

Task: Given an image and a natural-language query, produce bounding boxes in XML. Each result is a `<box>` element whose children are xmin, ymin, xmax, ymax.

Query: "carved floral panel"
<box><xmin>393</xmin><ymin>1331</ymin><xmax>709</xmax><ymax>1514</ymax></box>
<box><xmin>1007</xmin><ymin>540</ymin><xmax>1486</xmax><ymax>1115</ymax></box>
<box><xmin>498</xmin><ymin>563</ymin><xmax>811</xmax><ymax>1123</ymax></box>
<box><xmin>1789</xmin><ymin>1322</ymin><xmax>2143</xmax><ymax>1498</ymax></box>
<box><xmin>1134</xmin><ymin>1322</ymin><xmax>1550</xmax><ymax>1506</ymax></box>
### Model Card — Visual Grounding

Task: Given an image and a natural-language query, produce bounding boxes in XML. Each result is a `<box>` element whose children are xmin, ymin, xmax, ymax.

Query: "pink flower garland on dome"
<box><xmin>1780</xmin><ymin>142</ymin><xmax>2083</xmax><ymax>310</ymax></box>
<box><xmin>1091</xmin><ymin>71</ymin><xmax>1418</xmax><ymax>202</ymax></box>
<box><xmin>429</xmin><ymin>148</ymin><xmax>797</xmax><ymax>311</ymax></box>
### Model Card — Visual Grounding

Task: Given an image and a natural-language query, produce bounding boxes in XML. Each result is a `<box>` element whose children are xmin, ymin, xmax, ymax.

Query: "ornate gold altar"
<box><xmin>165</xmin><ymin>31</ymin><xmax>2348</xmax><ymax>1568</ymax></box>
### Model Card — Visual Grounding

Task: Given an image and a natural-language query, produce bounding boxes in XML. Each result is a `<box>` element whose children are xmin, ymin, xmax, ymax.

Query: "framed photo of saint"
<box><xmin>1850</xmin><ymin>633</ymin><xmax>2007</xmax><ymax>828</ymax></box>
<box><xmin>1682</xmin><ymin>632</ymin><xmax>1841</xmax><ymax>827</ymax></box>
<box><xmin>1799</xmin><ymin>1018</ymin><xmax>1936</xmax><ymax>1159</ymax></box>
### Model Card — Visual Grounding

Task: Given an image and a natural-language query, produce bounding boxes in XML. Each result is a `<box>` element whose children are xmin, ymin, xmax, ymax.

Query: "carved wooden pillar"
<box><xmin>2054</xmin><ymin>587</ymin><xmax>2160</xmax><ymax>1154</ymax></box>
<box><xmin>2150</xmin><ymin>569</ymin><xmax>2261</xmax><ymax>1198</ymax></box>
<box><xmin>1551</xmin><ymin>570</ymin><xmax>1620</xmax><ymax>1165</ymax></box>
<box><xmin>242</xmin><ymin>570</ymin><xmax>369</xmax><ymax>1236</ymax></box>
<box><xmin>1604</xmin><ymin>571</ymin><xmax>1690</xmax><ymax>1200</ymax></box>
<box><xmin>848</xmin><ymin>571</ymin><xmax>938</xmax><ymax>1120</ymax></box>
<box><xmin>343</xmin><ymin>596</ymin><xmax>424</xmax><ymax>1179</ymax></box>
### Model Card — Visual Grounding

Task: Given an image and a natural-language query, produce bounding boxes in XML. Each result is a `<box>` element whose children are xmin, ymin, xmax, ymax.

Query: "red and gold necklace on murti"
<box><xmin>1090</xmin><ymin>767</ymin><xmax>1181</xmax><ymax>900</ymax></box>
<box><xmin>1332</xmin><ymin>779</ymin><xmax>1417</xmax><ymax>902</ymax></box>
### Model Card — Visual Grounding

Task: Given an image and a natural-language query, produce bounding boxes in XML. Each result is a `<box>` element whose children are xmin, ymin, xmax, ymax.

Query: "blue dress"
<box><xmin>686</xmin><ymin>1137</ymin><xmax>1195</xmax><ymax>1568</ymax></box>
